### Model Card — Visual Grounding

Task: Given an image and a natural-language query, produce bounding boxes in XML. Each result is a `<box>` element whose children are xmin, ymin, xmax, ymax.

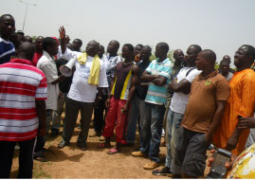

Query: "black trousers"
<box><xmin>0</xmin><ymin>138</ymin><xmax>36</xmax><ymax>178</ymax></box>
<box><xmin>93</xmin><ymin>95</ymin><xmax>108</xmax><ymax>133</ymax></box>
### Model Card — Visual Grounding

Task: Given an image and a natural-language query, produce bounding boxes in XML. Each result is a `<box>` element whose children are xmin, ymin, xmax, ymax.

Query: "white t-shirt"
<box><xmin>57</xmin><ymin>47</ymin><xmax>81</xmax><ymax>61</ymax></box>
<box><xmin>37</xmin><ymin>51</ymin><xmax>59</xmax><ymax>110</ymax></box>
<box><xmin>170</xmin><ymin>67</ymin><xmax>201</xmax><ymax>114</ymax></box>
<box><xmin>67</xmin><ymin>56</ymin><xmax>108</xmax><ymax>103</ymax></box>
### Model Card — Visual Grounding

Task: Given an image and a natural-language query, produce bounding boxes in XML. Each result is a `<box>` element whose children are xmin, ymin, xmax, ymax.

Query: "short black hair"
<box><xmin>74</xmin><ymin>38</ymin><xmax>83</xmax><ymax>47</ymax></box>
<box><xmin>242</xmin><ymin>44</ymin><xmax>255</xmax><ymax>60</ymax></box>
<box><xmin>42</xmin><ymin>37</ymin><xmax>57</xmax><ymax>51</ymax></box>
<box><xmin>143</xmin><ymin>45</ymin><xmax>152</xmax><ymax>53</ymax></box>
<box><xmin>220</xmin><ymin>59</ymin><xmax>230</xmax><ymax>65</ymax></box>
<box><xmin>190</xmin><ymin>44</ymin><xmax>202</xmax><ymax>54</ymax></box>
<box><xmin>123</xmin><ymin>43</ymin><xmax>134</xmax><ymax>53</ymax></box>
<box><xmin>200</xmin><ymin>49</ymin><xmax>216</xmax><ymax>64</ymax></box>
<box><xmin>157</xmin><ymin>42</ymin><xmax>169</xmax><ymax>54</ymax></box>
<box><xmin>0</xmin><ymin>14</ymin><xmax>14</xmax><ymax>23</ymax></box>
<box><xmin>136</xmin><ymin>44</ymin><xmax>144</xmax><ymax>48</ymax></box>
<box><xmin>111</xmin><ymin>40</ymin><xmax>120</xmax><ymax>50</ymax></box>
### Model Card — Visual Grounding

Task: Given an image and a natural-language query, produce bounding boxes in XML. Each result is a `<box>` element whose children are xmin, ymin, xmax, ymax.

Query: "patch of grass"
<box><xmin>33</xmin><ymin>163</ymin><xmax>51</xmax><ymax>179</ymax></box>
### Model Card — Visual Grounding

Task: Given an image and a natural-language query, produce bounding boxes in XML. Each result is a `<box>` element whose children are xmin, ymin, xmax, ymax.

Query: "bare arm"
<box><xmin>141</xmin><ymin>71</ymin><xmax>167</xmax><ymax>86</ymax></box>
<box><xmin>59</xmin><ymin>26</ymin><xmax>66</xmax><ymax>54</ymax></box>
<box><xmin>169</xmin><ymin>79</ymin><xmax>191</xmax><ymax>94</ymax></box>
<box><xmin>205</xmin><ymin>100</ymin><xmax>227</xmax><ymax>143</ymax></box>
<box><xmin>51</xmin><ymin>75</ymin><xmax>65</xmax><ymax>85</ymax></box>
<box><xmin>35</xmin><ymin>100</ymin><xmax>46</xmax><ymax>136</ymax></box>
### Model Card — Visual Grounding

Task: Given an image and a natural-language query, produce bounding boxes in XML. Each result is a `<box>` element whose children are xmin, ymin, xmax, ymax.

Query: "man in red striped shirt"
<box><xmin>0</xmin><ymin>42</ymin><xmax>47</xmax><ymax>178</ymax></box>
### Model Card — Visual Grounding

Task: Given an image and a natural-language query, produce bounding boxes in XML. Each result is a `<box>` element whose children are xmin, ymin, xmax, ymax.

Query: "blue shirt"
<box><xmin>145</xmin><ymin>58</ymin><xmax>173</xmax><ymax>105</ymax></box>
<box><xmin>0</xmin><ymin>38</ymin><xmax>15</xmax><ymax>65</ymax></box>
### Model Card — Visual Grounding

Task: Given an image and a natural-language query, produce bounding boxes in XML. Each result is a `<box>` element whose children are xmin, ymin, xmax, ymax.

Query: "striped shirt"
<box><xmin>0</xmin><ymin>59</ymin><xmax>47</xmax><ymax>141</ymax></box>
<box><xmin>145</xmin><ymin>58</ymin><xmax>173</xmax><ymax>105</ymax></box>
<box><xmin>0</xmin><ymin>37</ymin><xmax>15</xmax><ymax>65</ymax></box>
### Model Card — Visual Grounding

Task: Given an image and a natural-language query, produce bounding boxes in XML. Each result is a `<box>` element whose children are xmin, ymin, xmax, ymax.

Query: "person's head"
<box><xmin>98</xmin><ymin>45</ymin><xmax>105</xmax><ymax>59</ymax></box>
<box><xmin>140</xmin><ymin>45</ymin><xmax>152</xmax><ymax>62</ymax></box>
<box><xmin>65</xmin><ymin>35</ymin><xmax>70</xmax><ymax>44</ymax></box>
<box><xmin>17</xmin><ymin>42</ymin><xmax>35</xmax><ymax>61</ymax></box>
<box><xmin>85</xmin><ymin>40</ymin><xmax>100</xmax><ymax>57</ymax></box>
<box><xmin>107</xmin><ymin>40</ymin><xmax>120</xmax><ymax>55</ymax></box>
<box><xmin>42</xmin><ymin>37</ymin><xmax>58</xmax><ymax>56</ymax></box>
<box><xmin>195</xmin><ymin>49</ymin><xmax>216</xmax><ymax>71</ymax></box>
<box><xmin>220</xmin><ymin>59</ymin><xmax>230</xmax><ymax>75</ymax></box>
<box><xmin>0</xmin><ymin>14</ymin><xmax>15</xmax><ymax>40</ymax></box>
<box><xmin>34</xmin><ymin>36</ymin><xmax>44</xmax><ymax>52</ymax></box>
<box><xmin>155</xmin><ymin>42</ymin><xmax>169</xmax><ymax>60</ymax></box>
<box><xmin>234</xmin><ymin>45</ymin><xmax>255</xmax><ymax>69</ymax></box>
<box><xmin>72</xmin><ymin>39</ymin><xmax>82</xmax><ymax>52</ymax></box>
<box><xmin>185</xmin><ymin>44</ymin><xmax>202</xmax><ymax>65</ymax></box>
<box><xmin>23</xmin><ymin>35</ymin><xmax>33</xmax><ymax>43</ymax></box>
<box><xmin>122</xmin><ymin>43</ymin><xmax>134</xmax><ymax>59</ymax></box>
<box><xmin>66</xmin><ymin>43</ymin><xmax>74</xmax><ymax>50</ymax></box>
<box><xmin>134</xmin><ymin>44</ymin><xmax>144</xmax><ymax>55</ymax></box>
<box><xmin>173</xmin><ymin>49</ymin><xmax>184</xmax><ymax>65</ymax></box>
<box><xmin>223</xmin><ymin>55</ymin><xmax>231</xmax><ymax>63</ymax></box>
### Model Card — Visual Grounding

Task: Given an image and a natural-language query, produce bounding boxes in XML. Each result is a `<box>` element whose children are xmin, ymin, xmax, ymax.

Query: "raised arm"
<box><xmin>59</xmin><ymin>26</ymin><xmax>66</xmax><ymax>54</ymax></box>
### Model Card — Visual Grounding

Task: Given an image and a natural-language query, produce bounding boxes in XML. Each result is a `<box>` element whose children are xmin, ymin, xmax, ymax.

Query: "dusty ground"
<box><xmin>10</xmin><ymin>114</ymin><xmax>210</xmax><ymax>179</ymax></box>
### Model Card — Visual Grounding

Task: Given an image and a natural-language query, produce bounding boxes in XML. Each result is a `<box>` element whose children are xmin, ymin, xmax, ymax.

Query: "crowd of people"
<box><xmin>1</xmin><ymin>14</ymin><xmax>255</xmax><ymax>178</ymax></box>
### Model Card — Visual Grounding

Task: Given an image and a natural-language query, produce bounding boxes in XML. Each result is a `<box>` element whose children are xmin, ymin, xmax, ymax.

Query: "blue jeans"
<box><xmin>165</xmin><ymin>109</ymin><xmax>184</xmax><ymax>168</ymax></box>
<box><xmin>140</xmin><ymin>103</ymin><xmax>165</xmax><ymax>163</ymax></box>
<box><xmin>126</xmin><ymin>95</ymin><xmax>146</xmax><ymax>145</ymax></box>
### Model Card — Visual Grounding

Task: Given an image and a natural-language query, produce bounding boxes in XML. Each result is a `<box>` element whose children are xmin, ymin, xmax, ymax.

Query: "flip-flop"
<box><xmin>107</xmin><ymin>148</ymin><xmax>119</xmax><ymax>155</ymax></box>
<box><xmin>98</xmin><ymin>143</ymin><xmax>111</xmax><ymax>149</ymax></box>
<box><xmin>34</xmin><ymin>155</ymin><xmax>48</xmax><ymax>162</ymax></box>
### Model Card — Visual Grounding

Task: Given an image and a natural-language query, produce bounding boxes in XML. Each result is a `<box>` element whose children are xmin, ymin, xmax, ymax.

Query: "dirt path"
<box><xmin>10</xmin><ymin>124</ymin><xmax>168</xmax><ymax>179</ymax></box>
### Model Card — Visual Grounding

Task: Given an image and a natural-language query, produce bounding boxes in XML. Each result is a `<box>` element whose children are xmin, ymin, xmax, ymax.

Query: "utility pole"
<box><xmin>19</xmin><ymin>0</ymin><xmax>36</xmax><ymax>32</ymax></box>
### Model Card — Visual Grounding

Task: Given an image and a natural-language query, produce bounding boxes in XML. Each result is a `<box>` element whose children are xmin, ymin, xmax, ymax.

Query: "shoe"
<box><xmin>51</xmin><ymin>128</ymin><xmax>59</xmax><ymax>137</ymax></box>
<box><xmin>77</xmin><ymin>144</ymin><xmax>87</xmax><ymax>151</ymax></box>
<box><xmin>77</xmin><ymin>124</ymin><xmax>81</xmax><ymax>129</ymax></box>
<box><xmin>152</xmin><ymin>166</ymin><xmax>173</xmax><ymax>176</ymax></box>
<box><xmin>58</xmin><ymin>140</ymin><xmax>70</xmax><ymax>149</ymax></box>
<box><xmin>143</xmin><ymin>161</ymin><xmax>160</xmax><ymax>170</ymax></box>
<box><xmin>34</xmin><ymin>154</ymin><xmax>48</xmax><ymax>162</ymax></box>
<box><xmin>99</xmin><ymin>135</ymin><xmax>105</xmax><ymax>141</ymax></box>
<box><xmin>131</xmin><ymin>151</ymin><xmax>147</xmax><ymax>157</ymax></box>
<box><xmin>89</xmin><ymin>131</ymin><xmax>101</xmax><ymax>137</ymax></box>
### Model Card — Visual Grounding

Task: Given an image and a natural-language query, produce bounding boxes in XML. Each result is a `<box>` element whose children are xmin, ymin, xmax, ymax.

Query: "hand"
<box><xmin>59</xmin><ymin>91</ymin><xmax>63</xmax><ymax>99</ymax></box>
<box><xmin>238</xmin><ymin>117</ymin><xmax>255</xmax><ymax>129</ymax></box>
<box><xmin>132</xmin><ymin>76</ymin><xmax>139</xmax><ymax>85</ymax></box>
<box><xmin>121</xmin><ymin>103</ymin><xmax>128</xmax><ymax>114</ymax></box>
<box><xmin>59</xmin><ymin>26</ymin><xmax>66</xmax><ymax>39</ymax></box>
<box><xmin>105</xmin><ymin>98</ymin><xmax>111</xmax><ymax>109</ymax></box>
<box><xmin>38</xmin><ymin>128</ymin><xmax>46</xmax><ymax>137</ymax></box>
<box><xmin>226</xmin><ymin>135</ymin><xmax>238</xmax><ymax>151</ymax></box>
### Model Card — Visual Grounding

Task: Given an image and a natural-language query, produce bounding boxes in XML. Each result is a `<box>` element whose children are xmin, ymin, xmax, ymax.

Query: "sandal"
<box><xmin>34</xmin><ymin>155</ymin><xmax>48</xmax><ymax>162</ymax></box>
<box><xmin>98</xmin><ymin>143</ymin><xmax>111</xmax><ymax>149</ymax></box>
<box><xmin>107</xmin><ymin>148</ymin><xmax>119</xmax><ymax>155</ymax></box>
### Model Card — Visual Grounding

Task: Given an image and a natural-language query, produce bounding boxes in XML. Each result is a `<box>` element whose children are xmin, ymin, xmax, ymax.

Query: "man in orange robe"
<box><xmin>213</xmin><ymin>45</ymin><xmax>255</xmax><ymax>156</ymax></box>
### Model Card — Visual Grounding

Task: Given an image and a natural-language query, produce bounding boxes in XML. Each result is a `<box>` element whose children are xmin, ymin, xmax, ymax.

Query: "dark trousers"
<box><xmin>63</xmin><ymin>97</ymin><xmax>94</xmax><ymax>146</ymax></box>
<box><xmin>0</xmin><ymin>138</ymin><xmax>36</xmax><ymax>178</ymax></box>
<box><xmin>93</xmin><ymin>95</ymin><xmax>108</xmax><ymax>133</ymax></box>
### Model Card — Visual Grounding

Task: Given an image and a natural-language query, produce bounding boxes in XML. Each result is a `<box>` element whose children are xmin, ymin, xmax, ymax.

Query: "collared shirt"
<box><xmin>0</xmin><ymin>37</ymin><xmax>15</xmax><ymax>65</ymax></box>
<box><xmin>145</xmin><ymin>58</ymin><xmax>173</xmax><ymax>105</ymax></box>
<box><xmin>37</xmin><ymin>51</ymin><xmax>59</xmax><ymax>110</ymax></box>
<box><xmin>0</xmin><ymin>59</ymin><xmax>47</xmax><ymax>141</ymax></box>
<box><xmin>105</xmin><ymin>54</ymin><xmax>122</xmax><ymax>86</ymax></box>
<box><xmin>67</xmin><ymin>55</ymin><xmax>108</xmax><ymax>103</ymax></box>
<box><xmin>181</xmin><ymin>70</ymin><xmax>230</xmax><ymax>133</ymax></box>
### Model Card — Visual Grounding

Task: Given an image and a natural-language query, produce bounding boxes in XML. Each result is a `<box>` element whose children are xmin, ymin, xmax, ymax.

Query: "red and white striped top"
<box><xmin>0</xmin><ymin>59</ymin><xmax>47</xmax><ymax>141</ymax></box>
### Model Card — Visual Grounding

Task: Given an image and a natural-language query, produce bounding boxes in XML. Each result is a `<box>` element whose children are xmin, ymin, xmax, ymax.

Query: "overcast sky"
<box><xmin>1</xmin><ymin>0</ymin><xmax>255</xmax><ymax>67</ymax></box>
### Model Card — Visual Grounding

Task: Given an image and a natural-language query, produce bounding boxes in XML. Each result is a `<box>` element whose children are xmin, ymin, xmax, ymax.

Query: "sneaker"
<box><xmin>152</xmin><ymin>166</ymin><xmax>173</xmax><ymax>176</ymax></box>
<box><xmin>77</xmin><ymin>143</ymin><xmax>87</xmax><ymax>151</ymax></box>
<box><xmin>99</xmin><ymin>135</ymin><xmax>105</xmax><ymax>141</ymax></box>
<box><xmin>131</xmin><ymin>151</ymin><xmax>147</xmax><ymax>157</ymax></box>
<box><xmin>58</xmin><ymin>140</ymin><xmax>70</xmax><ymax>149</ymax></box>
<box><xmin>143</xmin><ymin>161</ymin><xmax>160</xmax><ymax>170</ymax></box>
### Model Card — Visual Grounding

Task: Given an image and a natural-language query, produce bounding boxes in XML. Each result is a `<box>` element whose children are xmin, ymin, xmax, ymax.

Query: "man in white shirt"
<box><xmin>153</xmin><ymin>45</ymin><xmax>202</xmax><ymax>177</ymax></box>
<box><xmin>58</xmin><ymin>40</ymin><xmax>108</xmax><ymax>151</ymax></box>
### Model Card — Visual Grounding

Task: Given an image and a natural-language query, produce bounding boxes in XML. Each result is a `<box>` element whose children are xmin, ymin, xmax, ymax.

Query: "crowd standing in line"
<box><xmin>1</xmin><ymin>14</ymin><xmax>255</xmax><ymax>178</ymax></box>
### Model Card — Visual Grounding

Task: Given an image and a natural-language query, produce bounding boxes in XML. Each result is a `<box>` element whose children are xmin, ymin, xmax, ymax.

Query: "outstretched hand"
<box><xmin>59</xmin><ymin>26</ymin><xmax>66</xmax><ymax>39</ymax></box>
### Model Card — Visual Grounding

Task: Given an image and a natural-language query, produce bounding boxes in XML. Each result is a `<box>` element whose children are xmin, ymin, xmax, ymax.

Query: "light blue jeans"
<box><xmin>140</xmin><ymin>103</ymin><xmax>165</xmax><ymax>163</ymax></box>
<box><xmin>165</xmin><ymin>109</ymin><xmax>184</xmax><ymax>168</ymax></box>
<box><xmin>126</xmin><ymin>95</ymin><xmax>146</xmax><ymax>145</ymax></box>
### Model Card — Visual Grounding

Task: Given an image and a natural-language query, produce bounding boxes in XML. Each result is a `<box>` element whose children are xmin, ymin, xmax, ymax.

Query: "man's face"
<box><xmin>86</xmin><ymin>41</ymin><xmax>99</xmax><ymax>57</ymax></box>
<box><xmin>173</xmin><ymin>50</ymin><xmax>184</xmax><ymax>63</ymax></box>
<box><xmin>220</xmin><ymin>62</ymin><xmax>230</xmax><ymax>74</ymax></box>
<box><xmin>72</xmin><ymin>40</ymin><xmax>81</xmax><ymax>51</ymax></box>
<box><xmin>234</xmin><ymin>46</ymin><xmax>249</xmax><ymax>67</ymax></box>
<box><xmin>107</xmin><ymin>41</ymin><xmax>117</xmax><ymax>54</ymax></box>
<box><xmin>155</xmin><ymin>45</ymin><xmax>164</xmax><ymax>58</ymax></box>
<box><xmin>140</xmin><ymin>47</ymin><xmax>151</xmax><ymax>61</ymax></box>
<box><xmin>0</xmin><ymin>15</ymin><xmax>15</xmax><ymax>38</ymax></box>
<box><xmin>195</xmin><ymin>53</ymin><xmax>207</xmax><ymax>70</ymax></box>
<box><xmin>134</xmin><ymin>45</ymin><xmax>143</xmax><ymax>55</ymax></box>
<box><xmin>98</xmin><ymin>46</ymin><xmax>105</xmax><ymax>59</ymax></box>
<box><xmin>35</xmin><ymin>37</ymin><xmax>43</xmax><ymax>51</ymax></box>
<box><xmin>185</xmin><ymin>46</ymin><xmax>198</xmax><ymax>64</ymax></box>
<box><xmin>121</xmin><ymin>46</ymin><xmax>130</xmax><ymax>59</ymax></box>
